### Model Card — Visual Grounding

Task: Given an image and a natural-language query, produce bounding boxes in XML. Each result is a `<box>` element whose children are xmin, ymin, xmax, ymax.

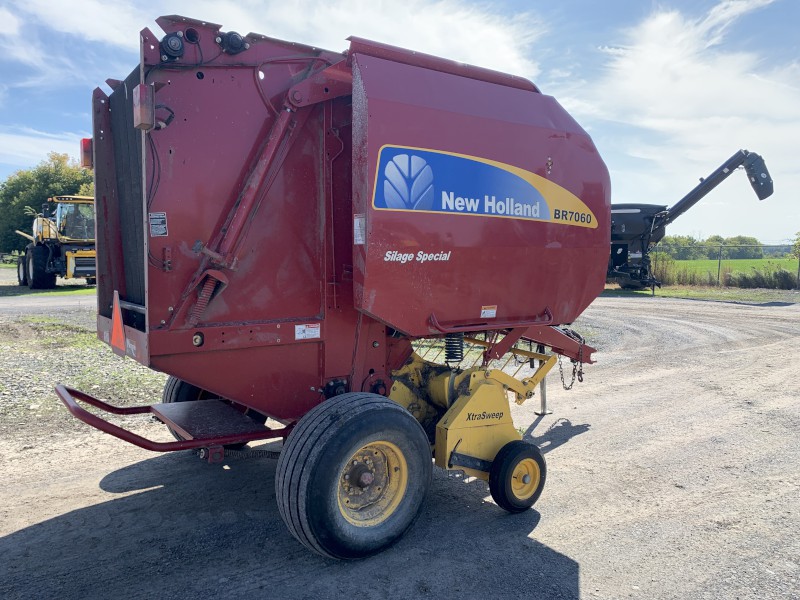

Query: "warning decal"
<box><xmin>149</xmin><ymin>212</ymin><xmax>168</xmax><ymax>237</ymax></box>
<box><xmin>480</xmin><ymin>305</ymin><xmax>497</xmax><ymax>319</ymax></box>
<box><xmin>295</xmin><ymin>323</ymin><xmax>321</xmax><ymax>340</ymax></box>
<box><xmin>354</xmin><ymin>214</ymin><xmax>366</xmax><ymax>245</ymax></box>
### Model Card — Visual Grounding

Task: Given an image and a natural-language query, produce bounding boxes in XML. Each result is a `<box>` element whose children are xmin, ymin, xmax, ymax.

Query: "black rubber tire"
<box><xmin>161</xmin><ymin>376</ymin><xmax>265</xmax><ymax>450</ymax></box>
<box><xmin>16</xmin><ymin>256</ymin><xmax>28</xmax><ymax>286</ymax></box>
<box><xmin>488</xmin><ymin>440</ymin><xmax>547</xmax><ymax>513</ymax></box>
<box><xmin>27</xmin><ymin>246</ymin><xmax>56</xmax><ymax>289</ymax></box>
<box><xmin>276</xmin><ymin>393</ymin><xmax>432</xmax><ymax>559</ymax></box>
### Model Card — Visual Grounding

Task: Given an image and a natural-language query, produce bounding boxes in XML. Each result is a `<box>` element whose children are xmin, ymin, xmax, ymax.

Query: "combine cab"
<box><xmin>58</xmin><ymin>15</ymin><xmax>611</xmax><ymax>558</ymax></box>
<box><xmin>16</xmin><ymin>195</ymin><xmax>96</xmax><ymax>289</ymax></box>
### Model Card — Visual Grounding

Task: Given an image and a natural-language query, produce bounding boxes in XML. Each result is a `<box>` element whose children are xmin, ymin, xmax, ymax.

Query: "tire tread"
<box><xmin>488</xmin><ymin>440</ymin><xmax>547</xmax><ymax>513</ymax></box>
<box><xmin>276</xmin><ymin>393</ymin><xmax>425</xmax><ymax>558</ymax></box>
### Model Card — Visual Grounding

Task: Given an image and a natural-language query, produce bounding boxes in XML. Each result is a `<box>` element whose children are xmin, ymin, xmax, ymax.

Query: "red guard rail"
<box><xmin>55</xmin><ymin>384</ymin><xmax>289</xmax><ymax>452</ymax></box>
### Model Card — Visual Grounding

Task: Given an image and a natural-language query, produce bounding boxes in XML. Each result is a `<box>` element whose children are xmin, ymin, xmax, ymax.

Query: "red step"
<box><xmin>151</xmin><ymin>400</ymin><xmax>268</xmax><ymax>440</ymax></box>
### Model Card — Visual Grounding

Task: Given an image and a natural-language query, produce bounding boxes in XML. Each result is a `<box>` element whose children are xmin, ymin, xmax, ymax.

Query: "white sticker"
<box><xmin>480</xmin><ymin>305</ymin><xmax>497</xmax><ymax>319</ymax></box>
<box><xmin>295</xmin><ymin>323</ymin><xmax>321</xmax><ymax>340</ymax></box>
<box><xmin>149</xmin><ymin>212</ymin><xmax>168</xmax><ymax>237</ymax></box>
<box><xmin>354</xmin><ymin>214</ymin><xmax>366</xmax><ymax>245</ymax></box>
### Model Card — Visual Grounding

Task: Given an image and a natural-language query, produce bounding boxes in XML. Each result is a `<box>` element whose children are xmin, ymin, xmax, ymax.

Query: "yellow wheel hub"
<box><xmin>337</xmin><ymin>441</ymin><xmax>408</xmax><ymax>527</ymax></box>
<box><xmin>511</xmin><ymin>458</ymin><xmax>540</xmax><ymax>500</ymax></box>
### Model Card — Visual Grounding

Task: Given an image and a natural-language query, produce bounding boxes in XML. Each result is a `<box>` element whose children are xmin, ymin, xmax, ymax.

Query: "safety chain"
<box><xmin>557</xmin><ymin>328</ymin><xmax>585</xmax><ymax>390</ymax></box>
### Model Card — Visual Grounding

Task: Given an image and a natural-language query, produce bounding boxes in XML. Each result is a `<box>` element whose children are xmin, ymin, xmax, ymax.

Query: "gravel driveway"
<box><xmin>0</xmin><ymin>281</ymin><xmax>798</xmax><ymax>599</ymax></box>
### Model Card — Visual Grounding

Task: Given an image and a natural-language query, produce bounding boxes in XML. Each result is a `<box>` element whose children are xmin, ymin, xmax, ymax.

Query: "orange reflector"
<box><xmin>133</xmin><ymin>83</ymin><xmax>155</xmax><ymax>131</ymax></box>
<box><xmin>80</xmin><ymin>138</ymin><xmax>93</xmax><ymax>169</ymax></box>
<box><xmin>111</xmin><ymin>290</ymin><xmax>126</xmax><ymax>356</ymax></box>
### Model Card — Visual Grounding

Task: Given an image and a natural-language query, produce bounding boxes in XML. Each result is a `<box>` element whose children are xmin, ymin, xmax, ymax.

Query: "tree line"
<box><xmin>655</xmin><ymin>235</ymin><xmax>793</xmax><ymax>260</ymax></box>
<box><xmin>0</xmin><ymin>153</ymin><xmax>92</xmax><ymax>253</ymax></box>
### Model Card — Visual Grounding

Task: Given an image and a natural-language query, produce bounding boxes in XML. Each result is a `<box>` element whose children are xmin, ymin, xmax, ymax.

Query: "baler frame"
<box><xmin>55</xmin><ymin>326</ymin><xmax>578</xmax><ymax>462</ymax></box>
<box><xmin>64</xmin><ymin>14</ymin><xmax>611</xmax><ymax>559</ymax></box>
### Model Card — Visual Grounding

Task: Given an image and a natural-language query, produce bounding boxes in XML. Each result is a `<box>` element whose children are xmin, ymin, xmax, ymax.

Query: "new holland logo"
<box><xmin>374</xmin><ymin>146</ymin><xmax>545</xmax><ymax>219</ymax></box>
<box><xmin>372</xmin><ymin>145</ymin><xmax>599</xmax><ymax>229</ymax></box>
<box><xmin>383</xmin><ymin>154</ymin><xmax>435</xmax><ymax>211</ymax></box>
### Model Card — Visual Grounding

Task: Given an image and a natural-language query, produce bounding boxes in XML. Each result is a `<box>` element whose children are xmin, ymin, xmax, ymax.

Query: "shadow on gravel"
<box><xmin>737</xmin><ymin>301</ymin><xmax>795</xmax><ymax>307</ymax></box>
<box><xmin>0</xmin><ymin>451</ymin><xmax>579</xmax><ymax>600</ymax></box>
<box><xmin>525</xmin><ymin>417</ymin><xmax>591</xmax><ymax>455</ymax></box>
<box><xmin>672</xmin><ymin>297</ymin><xmax>798</xmax><ymax>307</ymax></box>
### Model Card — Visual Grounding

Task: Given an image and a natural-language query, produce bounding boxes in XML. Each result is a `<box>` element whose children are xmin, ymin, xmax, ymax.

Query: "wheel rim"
<box><xmin>337</xmin><ymin>441</ymin><xmax>408</xmax><ymax>527</ymax></box>
<box><xmin>511</xmin><ymin>458</ymin><xmax>541</xmax><ymax>501</ymax></box>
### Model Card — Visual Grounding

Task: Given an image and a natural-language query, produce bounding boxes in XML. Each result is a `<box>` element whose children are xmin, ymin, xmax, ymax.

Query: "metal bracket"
<box><xmin>533</xmin><ymin>345</ymin><xmax>552</xmax><ymax>415</ymax></box>
<box><xmin>288</xmin><ymin>61</ymin><xmax>352</xmax><ymax>108</ymax></box>
<box><xmin>199</xmin><ymin>446</ymin><xmax>225</xmax><ymax>464</ymax></box>
<box><xmin>448</xmin><ymin>451</ymin><xmax>492</xmax><ymax>473</ymax></box>
<box><xmin>429</xmin><ymin>307</ymin><xmax>553</xmax><ymax>334</ymax></box>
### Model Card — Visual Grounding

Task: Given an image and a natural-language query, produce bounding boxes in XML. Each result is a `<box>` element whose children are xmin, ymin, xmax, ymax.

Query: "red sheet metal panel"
<box><xmin>351</xmin><ymin>53</ymin><xmax>610</xmax><ymax>336</ymax></box>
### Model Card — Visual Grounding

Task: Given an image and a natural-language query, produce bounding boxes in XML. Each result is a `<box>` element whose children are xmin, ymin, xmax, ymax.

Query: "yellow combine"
<box><xmin>16</xmin><ymin>195</ymin><xmax>96</xmax><ymax>289</ymax></box>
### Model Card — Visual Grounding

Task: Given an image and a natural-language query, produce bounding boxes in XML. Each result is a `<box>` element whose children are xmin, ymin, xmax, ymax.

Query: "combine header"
<box><xmin>61</xmin><ymin>15</ymin><xmax>611</xmax><ymax>558</ymax></box>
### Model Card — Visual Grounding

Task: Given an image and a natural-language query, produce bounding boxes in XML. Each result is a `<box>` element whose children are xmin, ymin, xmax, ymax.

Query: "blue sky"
<box><xmin>0</xmin><ymin>0</ymin><xmax>797</xmax><ymax>242</ymax></box>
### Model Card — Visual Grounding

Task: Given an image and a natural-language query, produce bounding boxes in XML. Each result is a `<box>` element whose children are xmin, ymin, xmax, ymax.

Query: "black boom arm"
<box><xmin>660</xmin><ymin>149</ymin><xmax>773</xmax><ymax>229</ymax></box>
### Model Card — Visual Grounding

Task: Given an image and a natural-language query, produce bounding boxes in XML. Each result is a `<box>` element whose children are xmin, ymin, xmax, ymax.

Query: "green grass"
<box><xmin>603</xmin><ymin>285</ymin><xmax>800</xmax><ymax>304</ymax></box>
<box><xmin>0</xmin><ymin>282</ymin><xmax>96</xmax><ymax>297</ymax></box>
<box><xmin>669</xmin><ymin>257</ymin><xmax>798</xmax><ymax>276</ymax></box>
<box><xmin>19</xmin><ymin>316</ymin><xmax>99</xmax><ymax>348</ymax></box>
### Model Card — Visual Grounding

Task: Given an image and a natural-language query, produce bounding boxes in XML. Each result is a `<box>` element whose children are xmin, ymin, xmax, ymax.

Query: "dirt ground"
<box><xmin>1</xmin><ymin>270</ymin><xmax>798</xmax><ymax>599</ymax></box>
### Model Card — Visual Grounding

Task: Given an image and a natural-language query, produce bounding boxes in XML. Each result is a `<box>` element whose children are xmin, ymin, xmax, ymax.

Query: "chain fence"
<box><xmin>651</xmin><ymin>243</ymin><xmax>800</xmax><ymax>289</ymax></box>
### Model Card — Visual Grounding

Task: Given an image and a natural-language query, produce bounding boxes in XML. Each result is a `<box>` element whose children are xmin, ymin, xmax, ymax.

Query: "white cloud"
<box><xmin>7</xmin><ymin>0</ymin><xmax>147</xmax><ymax>49</ymax></box>
<box><xmin>0</xmin><ymin>127</ymin><xmax>85</xmax><ymax>170</ymax></box>
<box><xmin>566</xmin><ymin>0</ymin><xmax>800</xmax><ymax>241</ymax></box>
<box><xmin>7</xmin><ymin>0</ymin><xmax>542</xmax><ymax>77</ymax></box>
<box><xmin>0</xmin><ymin>6</ymin><xmax>87</xmax><ymax>89</ymax></box>
<box><xmin>0</xmin><ymin>7</ymin><xmax>21</xmax><ymax>36</ymax></box>
<box><xmin>208</xmin><ymin>0</ymin><xmax>544</xmax><ymax>77</ymax></box>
